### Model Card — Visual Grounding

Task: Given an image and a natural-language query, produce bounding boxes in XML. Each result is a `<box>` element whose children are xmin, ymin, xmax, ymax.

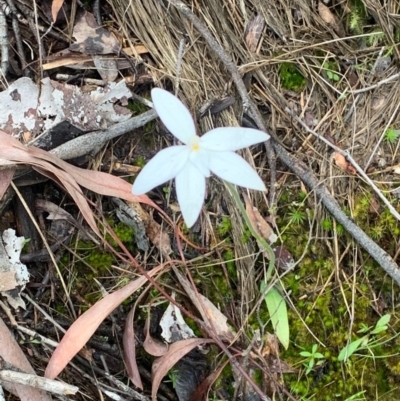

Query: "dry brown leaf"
<box><xmin>332</xmin><ymin>152</ymin><xmax>357</xmax><ymax>174</ymax></box>
<box><xmin>70</xmin><ymin>11</ymin><xmax>120</xmax><ymax>55</ymax></box>
<box><xmin>145</xmin><ymin>220</ymin><xmax>172</xmax><ymax>256</ymax></box>
<box><xmin>0</xmin><ymin>317</ymin><xmax>52</xmax><ymax>401</ymax></box>
<box><xmin>244</xmin><ymin>194</ymin><xmax>277</xmax><ymax>244</ymax></box>
<box><xmin>151</xmin><ymin>338</ymin><xmax>214</xmax><ymax>401</ymax></box>
<box><xmin>189</xmin><ymin>359</ymin><xmax>230</xmax><ymax>401</ymax></box>
<box><xmin>123</xmin><ymin>306</ymin><xmax>143</xmax><ymax>389</ymax></box>
<box><xmin>318</xmin><ymin>2</ymin><xmax>346</xmax><ymax>37</ymax></box>
<box><xmin>93</xmin><ymin>55</ymin><xmax>118</xmax><ymax>83</ymax></box>
<box><xmin>273</xmin><ymin>246</ymin><xmax>295</xmax><ymax>271</ymax></box>
<box><xmin>45</xmin><ymin>264</ymin><xmax>165</xmax><ymax>379</ymax></box>
<box><xmin>0</xmin><ymin>168</ymin><xmax>14</xmax><ymax>200</ymax></box>
<box><xmin>144</xmin><ymin>312</ymin><xmax>168</xmax><ymax>357</ymax></box>
<box><xmin>126</xmin><ymin>201</ymin><xmax>172</xmax><ymax>256</ymax></box>
<box><xmin>244</xmin><ymin>14</ymin><xmax>265</xmax><ymax>52</ymax></box>
<box><xmin>51</xmin><ymin>0</ymin><xmax>64</xmax><ymax>23</ymax></box>
<box><xmin>173</xmin><ymin>269</ymin><xmax>235</xmax><ymax>342</ymax></box>
<box><xmin>35</xmin><ymin>199</ymin><xmax>77</xmax><ymax>224</ymax></box>
<box><xmin>0</xmin><ymin>131</ymin><xmax>168</xmax><ymax>239</ymax></box>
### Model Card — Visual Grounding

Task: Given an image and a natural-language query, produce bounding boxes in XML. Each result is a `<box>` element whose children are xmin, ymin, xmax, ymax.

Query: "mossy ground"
<box><xmin>181</xmin><ymin>184</ymin><xmax>400</xmax><ymax>400</ymax></box>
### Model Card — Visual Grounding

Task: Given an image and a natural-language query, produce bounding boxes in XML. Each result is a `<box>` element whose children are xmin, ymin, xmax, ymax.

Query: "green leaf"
<box><xmin>338</xmin><ymin>337</ymin><xmax>365</xmax><ymax>361</ymax></box>
<box><xmin>376</xmin><ymin>314</ymin><xmax>390</xmax><ymax>328</ymax></box>
<box><xmin>370</xmin><ymin>314</ymin><xmax>390</xmax><ymax>334</ymax></box>
<box><xmin>261</xmin><ymin>283</ymin><xmax>290</xmax><ymax>349</ymax></box>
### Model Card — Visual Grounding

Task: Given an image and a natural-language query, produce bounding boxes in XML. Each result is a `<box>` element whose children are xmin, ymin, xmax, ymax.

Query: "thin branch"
<box><xmin>165</xmin><ymin>0</ymin><xmax>400</xmax><ymax>286</ymax></box>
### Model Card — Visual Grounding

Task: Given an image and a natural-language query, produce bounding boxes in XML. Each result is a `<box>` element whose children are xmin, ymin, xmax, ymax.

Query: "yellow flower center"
<box><xmin>189</xmin><ymin>136</ymin><xmax>201</xmax><ymax>152</ymax></box>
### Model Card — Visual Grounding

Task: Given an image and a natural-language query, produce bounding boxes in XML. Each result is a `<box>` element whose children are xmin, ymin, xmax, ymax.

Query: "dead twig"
<box><xmin>30</xmin><ymin>109</ymin><xmax>157</xmax><ymax>160</ymax></box>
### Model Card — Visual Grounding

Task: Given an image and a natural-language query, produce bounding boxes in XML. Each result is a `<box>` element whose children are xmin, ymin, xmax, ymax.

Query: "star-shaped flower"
<box><xmin>132</xmin><ymin>88</ymin><xmax>270</xmax><ymax>227</ymax></box>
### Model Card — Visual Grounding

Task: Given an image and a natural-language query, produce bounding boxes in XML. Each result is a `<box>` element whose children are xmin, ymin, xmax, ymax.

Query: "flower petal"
<box><xmin>189</xmin><ymin>148</ymin><xmax>210</xmax><ymax>177</ymax></box>
<box><xmin>132</xmin><ymin>146</ymin><xmax>190</xmax><ymax>195</ymax></box>
<box><xmin>208</xmin><ymin>151</ymin><xmax>266</xmax><ymax>190</ymax></box>
<box><xmin>175</xmin><ymin>163</ymin><xmax>206</xmax><ymax>228</ymax></box>
<box><xmin>200</xmin><ymin>127</ymin><xmax>270</xmax><ymax>151</ymax></box>
<box><xmin>151</xmin><ymin>88</ymin><xmax>197</xmax><ymax>144</ymax></box>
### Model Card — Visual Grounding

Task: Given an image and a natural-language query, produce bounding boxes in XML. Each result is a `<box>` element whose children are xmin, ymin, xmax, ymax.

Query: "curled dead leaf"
<box><xmin>244</xmin><ymin>194</ymin><xmax>277</xmax><ymax>244</ymax></box>
<box><xmin>51</xmin><ymin>0</ymin><xmax>65</xmax><ymax>22</ymax></box>
<box><xmin>144</xmin><ymin>310</ymin><xmax>168</xmax><ymax>356</ymax></box>
<box><xmin>173</xmin><ymin>269</ymin><xmax>235</xmax><ymax>342</ymax></box>
<box><xmin>332</xmin><ymin>152</ymin><xmax>357</xmax><ymax>174</ymax></box>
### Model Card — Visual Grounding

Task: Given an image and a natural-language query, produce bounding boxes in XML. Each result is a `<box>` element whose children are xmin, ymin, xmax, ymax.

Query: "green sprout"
<box><xmin>288</xmin><ymin>207</ymin><xmax>306</xmax><ymax>225</ymax></box>
<box><xmin>299</xmin><ymin>344</ymin><xmax>325</xmax><ymax>375</ymax></box>
<box><xmin>384</xmin><ymin>128</ymin><xmax>400</xmax><ymax>144</ymax></box>
<box><xmin>167</xmin><ymin>367</ymin><xmax>179</xmax><ymax>388</ymax></box>
<box><xmin>323</xmin><ymin>61</ymin><xmax>340</xmax><ymax>82</ymax></box>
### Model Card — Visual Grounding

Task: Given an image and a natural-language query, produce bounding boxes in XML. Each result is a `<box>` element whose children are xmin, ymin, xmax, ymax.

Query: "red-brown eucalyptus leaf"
<box><xmin>123</xmin><ymin>306</ymin><xmax>143</xmax><ymax>389</ymax></box>
<box><xmin>45</xmin><ymin>264</ymin><xmax>165</xmax><ymax>379</ymax></box>
<box><xmin>151</xmin><ymin>338</ymin><xmax>214</xmax><ymax>401</ymax></box>
<box><xmin>51</xmin><ymin>0</ymin><xmax>65</xmax><ymax>22</ymax></box>
<box><xmin>0</xmin><ymin>132</ymin><xmax>99</xmax><ymax>235</ymax></box>
<box><xmin>143</xmin><ymin>313</ymin><xmax>168</xmax><ymax>357</ymax></box>
<box><xmin>26</xmin><ymin>142</ymin><xmax>164</xmax><ymax>214</ymax></box>
<box><xmin>0</xmin><ymin>131</ymin><xmax>167</xmax><ymax>236</ymax></box>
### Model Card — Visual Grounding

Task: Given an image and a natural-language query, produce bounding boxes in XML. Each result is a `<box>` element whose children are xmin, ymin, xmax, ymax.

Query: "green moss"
<box><xmin>217</xmin><ymin>216</ymin><xmax>232</xmax><ymax>237</ymax></box>
<box><xmin>127</xmin><ymin>99</ymin><xmax>149</xmax><ymax>114</ymax></box>
<box><xmin>222</xmin><ymin>249</ymin><xmax>236</xmax><ymax>275</ymax></box>
<box><xmin>279</xmin><ymin>62</ymin><xmax>306</xmax><ymax>92</ymax></box>
<box><xmin>135</xmin><ymin>155</ymin><xmax>146</xmax><ymax>167</ymax></box>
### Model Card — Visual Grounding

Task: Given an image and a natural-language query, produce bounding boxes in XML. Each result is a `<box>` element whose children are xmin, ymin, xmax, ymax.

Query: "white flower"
<box><xmin>132</xmin><ymin>88</ymin><xmax>270</xmax><ymax>227</ymax></box>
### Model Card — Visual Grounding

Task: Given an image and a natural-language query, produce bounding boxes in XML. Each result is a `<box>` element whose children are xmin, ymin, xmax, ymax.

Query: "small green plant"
<box><xmin>323</xmin><ymin>61</ymin><xmax>340</xmax><ymax>82</ymax></box>
<box><xmin>366</xmin><ymin>28</ymin><xmax>386</xmax><ymax>47</ymax></box>
<box><xmin>347</xmin><ymin>0</ymin><xmax>366</xmax><ymax>34</ymax></box>
<box><xmin>299</xmin><ymin>344</ymin><xmax>325</xmax><ymax>374</ymax></box>
<box><xmin>288</xmin><ymin>207</ymin><xmax>307</xmax><ymax>225</ymax></box>
<box><xmin>384</xmin><ymin>128</ymin><xmax>400</xmax><ymax>144</ymax></box>
<box><xmin>167</xmin><ymin>367</ymin><xmax>179</xmax><ymax>388</ymax></box>
<box><xmin>321</xmin><ymin>218</ymin><xmax>332</xmax><ymax>231</ymax></box>
<box><xmin>135</xmin><ymin>155</ymin><xmax>146</xmax><ymax>167</ymax></box>
<box><xmin>338</xmin><ymin>314</ymin><xmax>390</xmax><ymax>362</ymax></box>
